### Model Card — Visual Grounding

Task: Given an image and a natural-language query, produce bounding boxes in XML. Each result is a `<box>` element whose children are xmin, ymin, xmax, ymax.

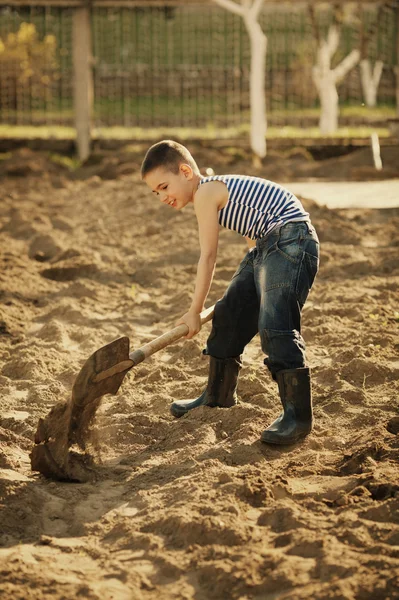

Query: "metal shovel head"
<box><xmin>68</xmin><ymin>336</ymin><xmax>133</xmax><ymax>448</ymax></box>
<box><xmin>72</xmin><ymin>336</ymin><xmax>132</xmax><ymax>408</ymax></box>
<box><xmin>31</xmin><ymin>336</ymin><xmax>134</xmax><ymax>482</ymax></box>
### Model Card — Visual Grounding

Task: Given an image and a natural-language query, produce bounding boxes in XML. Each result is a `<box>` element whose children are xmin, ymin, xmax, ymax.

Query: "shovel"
<box><xmin>31</xmin><ymin>304</ymin><xmax>215</xmax><ymax>481</ymax></box>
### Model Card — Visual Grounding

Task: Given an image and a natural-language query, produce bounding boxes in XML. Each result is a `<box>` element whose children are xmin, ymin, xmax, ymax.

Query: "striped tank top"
<box><xmin>199</xmin><ymin>175</ymin><xmax>310</xmax><ymax>240</ymax></box>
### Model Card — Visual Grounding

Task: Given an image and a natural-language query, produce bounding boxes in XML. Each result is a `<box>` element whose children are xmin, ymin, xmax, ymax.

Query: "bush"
<box><xmin>0</xmin><ymin>22</ymin><xmax>58</xmax><ymax>111</ymax></box>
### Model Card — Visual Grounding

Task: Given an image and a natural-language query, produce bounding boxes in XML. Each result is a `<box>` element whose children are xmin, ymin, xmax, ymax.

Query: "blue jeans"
<box><xmin>205</xmin><ymin>221</ymin><xmax>320</xmax><ymax>379</ymax></box>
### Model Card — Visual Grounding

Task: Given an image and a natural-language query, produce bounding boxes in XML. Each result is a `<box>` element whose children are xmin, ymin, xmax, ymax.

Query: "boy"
<box><xmin>141</xmin><ymin>140</ymin><xmax>319</xmax><ymax>445</ymax></box>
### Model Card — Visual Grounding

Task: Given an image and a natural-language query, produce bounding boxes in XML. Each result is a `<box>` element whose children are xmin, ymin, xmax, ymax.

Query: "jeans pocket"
<box><xmin>276</xmin><ymin>237</ymin><xmax>302</xmax><ymax>264</ymax></box>
<box><xmin>296</xmin><ymin>251</ymin><xmax>319</xmax><ymax>307</ymax></box>
<box><xmin>231</xmin><ymin>253</ymin><xmax>251</xmax><ymax>279</ymax></box>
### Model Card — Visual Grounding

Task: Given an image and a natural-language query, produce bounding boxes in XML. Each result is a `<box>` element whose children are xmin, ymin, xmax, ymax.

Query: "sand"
<box><xmin>0</xmin><ymin>147</ymin><xmax>399</xmax><ymax>599</ymax></box>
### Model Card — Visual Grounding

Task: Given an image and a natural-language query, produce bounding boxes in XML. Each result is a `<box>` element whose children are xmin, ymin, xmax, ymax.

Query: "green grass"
<box><xmin>2</xmin><ymin>102</ymin><xmax>394</xmax><ymax>126</ymax></box>
<box><xmin>0</xmin><ymin>125</ymin><xmax>76</xmax><ymax>139</ymax></box>
<box><xmin>0</xmin><ymin>123</ymin><xmax>391</xmax><ymax>141</ymax></box>
<box><xmin>269</xmin><ymin>105</ymin><xmax>396</xmax><ymax>119</ymax></box>
<box><xmin>267</xmin><ymin>126</ymin><xmax>391</xmax><ymax>139</ymax></box>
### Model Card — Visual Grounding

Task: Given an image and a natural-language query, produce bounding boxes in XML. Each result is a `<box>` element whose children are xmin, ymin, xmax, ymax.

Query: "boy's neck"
<box><xmin>192</xmin><ymin>173</ymin><xmax>202</xmax><ymax>193</ymax></box>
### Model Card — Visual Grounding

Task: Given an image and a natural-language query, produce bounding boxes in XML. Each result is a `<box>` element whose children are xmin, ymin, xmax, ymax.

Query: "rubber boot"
<box><xmin>261</xmin><ymin>367</ymin><xmax>312</xmax><ymax>445</ymax></box>
<box><xmin>170</xmin><ymin>355</ymin><xmax>241</xmax><ymax>418</ymax></box>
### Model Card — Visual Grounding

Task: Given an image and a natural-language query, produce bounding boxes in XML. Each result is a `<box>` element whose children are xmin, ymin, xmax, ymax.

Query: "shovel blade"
<box><xmin>31</xmin><ymin>336</ymin><xmax>134</xmax><ymax>481</ymax></box>
<box><xmin>72</xmin><ymin>336</ymin><xmax>131</xmax><ymax>406</ymax></box>
<box><xmin>69</xmin><ymin>336</ymin><xmax>132</xmax><ymax>448</ymax></box>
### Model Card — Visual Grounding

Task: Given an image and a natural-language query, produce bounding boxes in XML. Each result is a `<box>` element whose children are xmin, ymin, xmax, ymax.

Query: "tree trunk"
<box><xmin>244</xmin><ymin>16</ymin><xmax>267</xmax><ymax>159</ymax></box>
<box><xmin>360</xmin><ymin>59</ymin><xmax>384</xmax><ymax>107</ymax></box>
<box><xmin>213</xmin><ymin>0</ymin><xmax>267</xmax><ymax>159</ymax></box>
<box><xmin>312</xmin><ymin>27</ymin><xmax>339</xmax><ymax>135</ymax></box>
<box><xmin>72</xmin><ymin>7</ymin><xmax>93</xmax><ymax>161</ymax></box>
<box><xmin>317</xmin><ymin>77</ymin><xmax>339</xmax><ymax>134</ymax></box>
<box><xmin>312</xmin><ymin>25</ymin><xmax>359</xmax><ymax>135</ymax></box>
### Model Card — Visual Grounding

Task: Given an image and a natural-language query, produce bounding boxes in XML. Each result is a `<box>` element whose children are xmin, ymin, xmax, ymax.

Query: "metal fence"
<box><xmin>0</xmin><ymin>2</ymin><xmax>397</xmax><ymax>131</ymax></box>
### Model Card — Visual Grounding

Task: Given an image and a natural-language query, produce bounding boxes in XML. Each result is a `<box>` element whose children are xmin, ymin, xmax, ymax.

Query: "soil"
<box><xmin>0</xmin><ymin>146</ymin><xmax>398</xmax><ymax>599</ymax></box>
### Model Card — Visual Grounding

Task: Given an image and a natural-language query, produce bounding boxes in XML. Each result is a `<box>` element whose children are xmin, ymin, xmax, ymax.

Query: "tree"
<box><xmin>358</xmin><ymin>3</ymin><xmax>392</xmax><ymax>108</ymax></box>
<box><xmin>213</xmin><ymin>0</ymin><xmax>267</xmax><ymax>161</ymax></box>
<box><xmin>309</xmin><ymin>5</ymin><xmax>360</xmax><ymax>134</ymax></box>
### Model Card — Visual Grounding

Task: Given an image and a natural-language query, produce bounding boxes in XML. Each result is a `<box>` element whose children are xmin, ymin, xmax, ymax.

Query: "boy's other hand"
<box><xmin>176</xmin><ymin>311</ymin><xmax>202</xmax><ymax>339</ymax></box>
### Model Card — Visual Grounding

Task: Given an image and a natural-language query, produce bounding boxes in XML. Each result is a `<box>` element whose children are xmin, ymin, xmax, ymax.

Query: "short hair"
<box><xmin>141</xmin><ymin>140</ymin><xmax>199</xmax><ymax>178</ymax></box>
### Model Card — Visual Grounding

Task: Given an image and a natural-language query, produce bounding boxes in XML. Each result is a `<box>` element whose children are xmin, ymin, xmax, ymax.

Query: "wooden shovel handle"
<box><xmin>129</xmin><ymin>304</ymin><xmax>215</xmax><ymax>366</ymax></box>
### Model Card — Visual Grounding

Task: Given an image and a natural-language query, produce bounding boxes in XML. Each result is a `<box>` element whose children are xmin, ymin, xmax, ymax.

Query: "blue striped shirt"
<box><xmin>199</xmin><ymin>175</ymin><xmax>310</xmax><ymax>240</ymax></box>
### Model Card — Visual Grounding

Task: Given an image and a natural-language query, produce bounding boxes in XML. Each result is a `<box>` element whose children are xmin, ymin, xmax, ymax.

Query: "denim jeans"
<box><xmin>205</xmin><ymin>221</ymin><xmax>320</xmax><ymax>379</ymax></box>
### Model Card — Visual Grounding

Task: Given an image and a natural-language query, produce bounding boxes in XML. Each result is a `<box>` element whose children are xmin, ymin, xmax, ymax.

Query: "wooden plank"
<box><xmin>72</xmin><ymin>7</ymin><xmax>93</xmax><ymax>161</ymax></box>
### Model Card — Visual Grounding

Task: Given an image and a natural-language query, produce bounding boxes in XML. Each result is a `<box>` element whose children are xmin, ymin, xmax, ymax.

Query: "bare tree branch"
<box><xmin>326</xmin><ymin>24</ymin><xmax>340</xmax><ymax>57</ymax></box>
<box><xmin>251</xmin><ymin>0</ymin><xmax>265</xmax><ymax>20</ymax></box>
<box><xmin>308</xmin><ymin>5</ymin><xmax>320</xmax><ymax>46</ymax></box>
<box><xmin>333</xmin><ymin>48</ymin><xmax>360</xmax><ymax>83</ymax></box>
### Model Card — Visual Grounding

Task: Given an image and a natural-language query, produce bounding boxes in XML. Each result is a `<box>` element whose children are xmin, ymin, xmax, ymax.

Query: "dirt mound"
<box><xmin>0</xmin><ymin>147</ymin><xmax>68</xmax><ymax>179</ymax></box>
<box><xmin>291</xmin><ymin>146</ymin><xmax>399</xmax><ymax>180</ymax></box>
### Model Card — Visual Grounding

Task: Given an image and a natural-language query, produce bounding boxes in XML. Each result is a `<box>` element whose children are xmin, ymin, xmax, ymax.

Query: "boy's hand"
<box><xmin>176</xmin><ymin>311</ymin><xmax>202</xmax><ymax>339</ymax></box>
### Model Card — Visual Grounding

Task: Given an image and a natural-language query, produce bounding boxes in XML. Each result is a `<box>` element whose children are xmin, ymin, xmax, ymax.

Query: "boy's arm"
<box><xmin>189</xmin><ymin>191</ymin><xmax>220</xmax><ymax>313</ymax></box>
<box><xmin>177</xmin><ymin>182</ymin><xmax>226</xmax><ymax>338</ymax></box>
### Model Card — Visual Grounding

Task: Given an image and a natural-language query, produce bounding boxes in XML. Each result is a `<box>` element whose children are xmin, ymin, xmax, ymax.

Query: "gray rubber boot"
<box><xmin>261</xmin><ymin>367</ymin><xmax>312</xmax><ymax>445</ymax></box>
<box><xmin>170</xmin><ymin>355</ymin><xmax>242</xmax><ymax>418</ymax></box>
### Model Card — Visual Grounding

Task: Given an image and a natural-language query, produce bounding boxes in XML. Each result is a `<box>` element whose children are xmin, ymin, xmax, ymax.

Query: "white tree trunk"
<box><xmin>317</xmin><ymin>76</ymin><xmax>339</xmax><ymax>134</ymax></box>
<box><xmin>360</xmin><ymin>59</ymin><xmax>384</xmax><ymax>107</ymax></box>
<box><xmin>244</xmin><ymin>16</ymin><xmax>267</xmax><ymax>158</ymax></box>
<box><xmin>212</xmin><ymin>0</ymin><xmax>267</xmax><ymax>159</ymax></box>
<box><xmin>312</xmin><ymin>26</ymin><xmax>360</xmax><ymax>135</ymax></box>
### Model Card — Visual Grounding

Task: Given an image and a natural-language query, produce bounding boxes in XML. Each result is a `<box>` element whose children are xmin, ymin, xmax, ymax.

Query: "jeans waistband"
<box><xmin>256</xmin><ymin>220</ymin><xmax>319</xmax><ymax>252</ymax></box>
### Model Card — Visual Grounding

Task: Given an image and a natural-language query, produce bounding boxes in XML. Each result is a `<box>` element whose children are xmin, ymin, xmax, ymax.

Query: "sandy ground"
<box><xmin>0</xmin><ymin>148</ymin><xmax>399</xmax><ymax>599</ymax></box>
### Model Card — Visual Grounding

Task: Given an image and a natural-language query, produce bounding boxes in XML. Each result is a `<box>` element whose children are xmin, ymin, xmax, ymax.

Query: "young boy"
<box><xmin>141</xmin><ymin>140</ymin><xmax>319</xmax><ymax>445</ymax></box>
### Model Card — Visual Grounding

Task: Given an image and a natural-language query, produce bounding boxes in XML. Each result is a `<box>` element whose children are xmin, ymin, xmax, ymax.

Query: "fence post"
<box><xmin>72</xmin><ymin>6</ymin><xmax>93</xmax><ymax>161</ymax></box>
<box><xmin>397</xmin><ymin>4</ymin><xmax>399</xmax><ymax>117</ymax></box>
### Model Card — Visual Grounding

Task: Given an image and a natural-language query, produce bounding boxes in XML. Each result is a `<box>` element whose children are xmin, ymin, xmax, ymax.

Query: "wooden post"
<box><xmin>72</xmin><ymin>7</ymin><xmax>93</xmax><ymax>161</ymax></box>
<box><xmin>397</xmin><ymin>5</ymin><xmax>399</xmax><ymax>117</ymax></box>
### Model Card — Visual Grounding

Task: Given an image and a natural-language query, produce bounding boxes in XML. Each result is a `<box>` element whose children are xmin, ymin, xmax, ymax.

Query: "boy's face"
<box><xmin>144</xmin><ymin>165</ymin><xmax>195</xmax><ymax>210</ymax></box>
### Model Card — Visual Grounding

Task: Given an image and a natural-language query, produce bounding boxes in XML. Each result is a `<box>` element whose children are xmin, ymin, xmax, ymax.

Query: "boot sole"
<box><xmin>260</xmin><ymin>430</ymin><xmax>311</xmax><ymax>445</ymax></box>
<box><xmin>170</xmin><ymin>402</ymin><xmax>238</xmax><ymax>419</ymax></box>
<box><xmin>170</xmin><ymin>406</ymin><xmax>187</xmax><ymax>418</ymax></box>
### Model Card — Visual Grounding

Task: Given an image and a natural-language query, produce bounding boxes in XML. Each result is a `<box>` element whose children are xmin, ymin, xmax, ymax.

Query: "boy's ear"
<box><xmin>180</xmin><ymin>163</ymin><xmax>193</xmax><ymax>179</ymax></box>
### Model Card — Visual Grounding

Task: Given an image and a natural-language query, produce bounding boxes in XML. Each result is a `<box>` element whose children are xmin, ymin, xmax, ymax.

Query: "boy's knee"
<box><xmin>260</xmin><ymin>328</ymin><xmax>306</xmax><ymax>376</ymax></box>
<box><xmin>205</xmin><ymin>299</ymin><xmax>258</xmax><ymax>358</ymax></box>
